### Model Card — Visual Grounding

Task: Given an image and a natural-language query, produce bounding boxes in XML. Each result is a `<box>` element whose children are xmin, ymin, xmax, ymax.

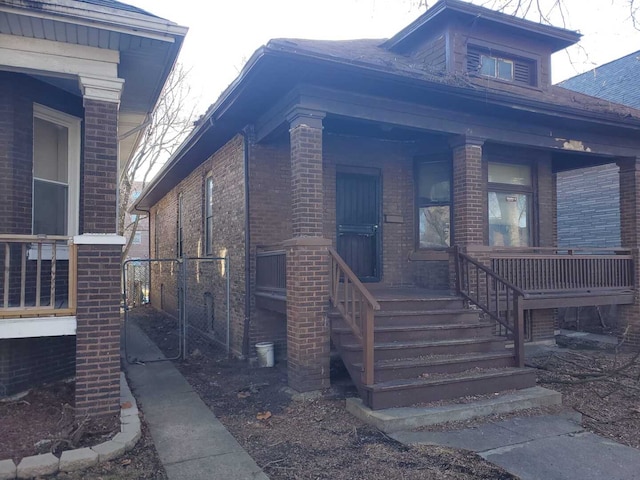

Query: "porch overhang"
<box><xmin>0</xmin><ymin>0</ymin><xmax>188</xmax><ymax>168</ymax></box>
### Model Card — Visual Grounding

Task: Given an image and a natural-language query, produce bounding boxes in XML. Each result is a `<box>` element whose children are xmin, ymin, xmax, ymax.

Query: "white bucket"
<box><xmin>255</xmin><ymin>342</ymin><xmax>274</xmax><ymax>368</ymax></box>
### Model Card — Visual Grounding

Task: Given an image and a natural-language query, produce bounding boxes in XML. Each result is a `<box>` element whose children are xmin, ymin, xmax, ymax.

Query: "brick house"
<box><xmin>136</xmin><ymin>0</ymin><xmax>640</xmax><ymax>409</ymax></box>
<box><xmin>0</xmin><ymin>0</ymin><xmax>186</xmax><ymax>418</ymax></box>
<box><xmin>126</xmin><ymin>182</ymin><xmax>150</xmax><ymax>261</ymax></box>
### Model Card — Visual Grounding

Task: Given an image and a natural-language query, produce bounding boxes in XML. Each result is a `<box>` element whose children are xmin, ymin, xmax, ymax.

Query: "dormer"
<box><xmin>382</xmin><ymin>0</ymin><xmax>581</xmax><ymax>90</ymax></box>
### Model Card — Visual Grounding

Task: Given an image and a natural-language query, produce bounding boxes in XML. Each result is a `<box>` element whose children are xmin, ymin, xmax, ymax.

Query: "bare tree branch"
<box><xmin>119</xmin><ymin>63</ymin><xmax>196</xmax><ymax>261</ymax></box>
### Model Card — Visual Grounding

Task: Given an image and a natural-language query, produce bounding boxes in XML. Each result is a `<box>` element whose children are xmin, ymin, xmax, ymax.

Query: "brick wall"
<box><xmin>248</xmin><ymin>140</ymin><xmax>291</xmax><ymax>357</ymax></box>
<box><xmin>0</xmin><ymin>336</ymin><xmax>76</xmax><ymax>397</ymax></box>
<box><xmin>0</xmin><ymin>72</ymin><xmax>86</xmax><ymax>400</ymax></box>
<box><xmin>150</xmin><ymin>135</ymin><xmax>246</xmax><ymax>356</ymax></box>
<box><xmin>557</xmin><ymin>163</ymin><xmax>620</xmax><ymax>248</ymax></box>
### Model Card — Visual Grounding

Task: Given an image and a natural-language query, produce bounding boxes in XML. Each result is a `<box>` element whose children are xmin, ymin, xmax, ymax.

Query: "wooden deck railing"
<box><xmin>255</xmin><ymin>247</ymin><xmax>286</xmax><ymax>297</ymax></box>
<box><xmin>488</xmin><ymin>247</ymin><xmax>634</xmax><ymax>294</ymax></box>
<box><xmin>456</xmin><ymin>248</ymin><xmax>526</xmax><ymax>367</ymax></box>
<box><xmin>328</xmin><ymin>247</ymin><xmax>380</xmax><ymax>386</ymax></box>
<box><xmin>0</xmin><ymin>235</ymin><xmax>76</xmax><ymax>318</ymax></box>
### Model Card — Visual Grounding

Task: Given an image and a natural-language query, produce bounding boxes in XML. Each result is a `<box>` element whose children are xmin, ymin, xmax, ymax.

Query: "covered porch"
<box><xmin>250</xmin><ymin>82</ymin><xmax>640</xmax><ymax>404</ymax></box>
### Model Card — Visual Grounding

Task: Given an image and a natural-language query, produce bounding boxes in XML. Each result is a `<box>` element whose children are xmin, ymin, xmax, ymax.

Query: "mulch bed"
<box><xmin>0</xmin><ymin>381</ymin><xmax>119</xmax><ymax>464</ymax></box>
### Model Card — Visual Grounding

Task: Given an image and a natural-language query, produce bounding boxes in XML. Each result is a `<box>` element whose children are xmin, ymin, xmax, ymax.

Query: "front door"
<box><xmin>336</xmin><ymin>170</ymin><xmax>381</xmax><ymax>282</ymax></box>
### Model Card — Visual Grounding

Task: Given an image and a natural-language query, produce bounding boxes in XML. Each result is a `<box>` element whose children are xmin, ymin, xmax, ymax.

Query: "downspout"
<box><xmin>241</xmin><ymin>127</ymin><xmax>252</xmax><ymax>358</ymax></box>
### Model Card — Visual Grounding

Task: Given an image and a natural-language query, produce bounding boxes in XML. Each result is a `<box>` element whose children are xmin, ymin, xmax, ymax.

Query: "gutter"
<box><xmin>241</xmin><ymin>128</ymin><xmax>252</xmax><ymax>358</ymax></box>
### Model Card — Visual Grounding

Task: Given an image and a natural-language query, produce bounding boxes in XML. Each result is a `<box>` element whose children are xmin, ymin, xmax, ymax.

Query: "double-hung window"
<box><xmin>488</xmin><ymin>163</ymin><xmax>533</xmax><ymax>247</ymax></box>
<box><xmin>204</xmin><ymin>176</ymin><xmax>214</xmax><ymax>256</ymax></box>
<box><xmin>32</xmin><ymin>104</ymin><xmax>81</xmax><ymax>236</ymax></box>
<box><xmin>416</xmin><ymin>158</ymin><xmax>451</xmax><ymax>248</ymax></box>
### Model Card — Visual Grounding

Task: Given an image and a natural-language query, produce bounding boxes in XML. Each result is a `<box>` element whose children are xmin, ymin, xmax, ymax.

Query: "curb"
<box><xmin>0</xmin><ymin>373</ymin><xmax>141</xmax><ymax>479</ymax></box>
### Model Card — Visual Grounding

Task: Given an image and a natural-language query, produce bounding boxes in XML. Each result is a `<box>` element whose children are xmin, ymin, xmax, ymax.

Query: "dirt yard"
<box><xmin>132</xmin><ymin>305</ymin><xmax>640</xmax><ymax>479</ymax></box>
<box><xmin>6</xmin><ymin>302</ymin><xmax>638</xmax><ymax>480</ymax></box>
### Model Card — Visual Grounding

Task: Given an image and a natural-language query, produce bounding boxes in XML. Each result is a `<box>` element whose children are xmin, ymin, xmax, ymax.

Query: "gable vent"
<box><xmin>467</xmin><ymin>46</ymin><xmax>537</xmax><ymax>87</ymax></box>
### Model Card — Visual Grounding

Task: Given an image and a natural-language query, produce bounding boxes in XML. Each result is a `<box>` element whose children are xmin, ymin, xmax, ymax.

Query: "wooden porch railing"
<box><xmin>456</xmin><ymin>247</ymin><xmax>526</xmax><ymax>367</ymax></box>
<box><xmin>0</xmin><ymin>235</ymin><xmax>76</xmax><ymax>318</ymax></box>
<box><xmin>488</xmin><ymin>247</ymin><xmax>634</xmax><ymax>294</ymax></box>
<box><xmin>255</xmin><ymin>246</ymin><xmax>286</xmax><ymax>297</ymax></box>
<box><xmin>328</xmin><ymin>247</ymin><xmax>380</xmax><ymax>386</ymax></box>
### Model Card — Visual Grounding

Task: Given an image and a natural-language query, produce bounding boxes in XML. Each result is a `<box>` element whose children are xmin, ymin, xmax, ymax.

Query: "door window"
<box><xmin>488</xmin><ymin>163</ymin><xmax>532</xmax><ymax>247</ymax></box>
<box><xmin>417</xmin><ymin>159</ymin><xmax>451</xmax><ymax>248</ymax></box>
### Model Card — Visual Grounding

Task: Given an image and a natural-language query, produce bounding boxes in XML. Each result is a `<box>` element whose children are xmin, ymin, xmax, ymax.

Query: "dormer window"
<box><xmin>479</xmin><ymin>54</ymin><xmax>514</xmax><ymax>81</ymax></box>
<box><xmin>468</xmin><ymin>46</ymin><xmax>537</xmax><ymax>87</ymax></box>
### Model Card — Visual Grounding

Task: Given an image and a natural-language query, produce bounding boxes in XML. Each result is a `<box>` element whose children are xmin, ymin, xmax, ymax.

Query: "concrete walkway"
<box><xmin>123</xmin><ymin>324</ymin><xmax>268</xmax><ymax>480</ymax></box>
<box><xmin>392</xmin><ymin>412</ymin><xmax>640</xmax><ymax>480</ymax></box>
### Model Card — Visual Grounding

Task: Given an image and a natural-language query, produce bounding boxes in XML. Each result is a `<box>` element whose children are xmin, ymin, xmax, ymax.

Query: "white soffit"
<box><xmin>0</xmin><ymin>317</ymin><xmax>76</xmax><ymax>339</ymax></box>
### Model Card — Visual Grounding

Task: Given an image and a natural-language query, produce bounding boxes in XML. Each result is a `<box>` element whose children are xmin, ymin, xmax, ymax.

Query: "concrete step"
<box><xmin>362</xmin><ymin>368</ymin><xmax>537</xmax><ymax>410</ymax></box>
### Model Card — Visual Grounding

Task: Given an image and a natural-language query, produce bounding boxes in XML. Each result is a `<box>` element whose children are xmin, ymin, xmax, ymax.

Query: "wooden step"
<box><xmin>377</xmin><ymin>297</ymin><xmax>464</xmax><ymax>311</ymax></box>
<box><xmin>332</xmin><ymin>322</ymin><xmax>494</xmax><ymax>343</ymax></box>
<box><xmin>352</xmin><ymin>352</ymin><xmax>516</xmax><ymax>382</ymax></box>
<box><xmin>329</xmin><ymin>308</ymin><xmax>481</xmax><ymax>326</ymax></box>
<box><xmin>362</xmin><ymin>368</ymin><xmax>537</xmax><ymax>410</ymax></box>
<box><xmin>340</xmin><ymin>337</ymin><xmax>507</xmax><ymax>362</ymax></box>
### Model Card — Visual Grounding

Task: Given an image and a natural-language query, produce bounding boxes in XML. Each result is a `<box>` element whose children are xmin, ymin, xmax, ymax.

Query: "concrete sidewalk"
<box><xmin>392</xmin><ymin>412</ymin><xmax>640</xmax><ymax>480</ymax></box>
<box><xmin>123</xmin><ymin>324</ymin><xmax>268</xmax><ymax>480</ymax></box>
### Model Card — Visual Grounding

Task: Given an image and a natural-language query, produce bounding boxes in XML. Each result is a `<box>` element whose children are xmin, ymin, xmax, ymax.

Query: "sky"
<box><xmin>127</xmin><ymin>0</ymin><xmax>640</xmax><ymax>117</ymax></box>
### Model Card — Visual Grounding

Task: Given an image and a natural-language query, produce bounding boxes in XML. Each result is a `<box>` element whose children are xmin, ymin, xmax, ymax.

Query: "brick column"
<box><xmin>284</xmin><ymin>237</ymin><xmax>331</xmax><ymax>391</ymax></box>
<box><xmin>75</xmin><ymin>76</ymin><xmax>124</xmax><ymax>418</ymax></box>
<box><xmin>451</xmin><ymin>135</ymin><xmax>485</xmax><ymax>247</ymax></box>
<box><xmin>617</xmin><ymin>157</ymin><xmax>640</xmax><ymax>347</ymax></box>
<box><xmin>449</xmin><ymin>136</ymin><xmax>485</xmax><ymax>289</ymax></box>
<box><xmin>74</xmin><ymin>241</ymin><xmax>123</xmax><ymax>418</ymax></box>
<box><xmin>284</xmin><ymin>108</ymin><xmax>330</xmax><ymax>391</ymax></box>
<box><xmin>288</xmin><ymin>109</ymin><xmax>326</xmax><ymax>237</ymax></box>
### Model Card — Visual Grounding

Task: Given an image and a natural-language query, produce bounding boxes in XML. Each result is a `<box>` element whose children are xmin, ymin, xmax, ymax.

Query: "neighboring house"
<box><xmin>136</xmin><ymin>0</ymin><xmax>640</xmax><ymax>409</ymax></box>
<box><xmin>0</xmin><ymin>0</ymin><xmax>186</xmax><ymax>418</ymax></box>
<box><xmin>126</xmin><ymin>182</ymin><xmax>150</xmax><ymax>261</ymax></box>
<box><xmin>557</xmin><ymin>50</ymin><xmax>640</xmax><ymax>248</ymax></box>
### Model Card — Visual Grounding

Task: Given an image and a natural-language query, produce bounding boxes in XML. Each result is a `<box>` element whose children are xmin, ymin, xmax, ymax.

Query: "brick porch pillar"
<box><xmin>74</xmin><ymin>77</ymin><xmax>125</xmax><ymax>418</ymax></box>
<box><xmin>450</xmin><ymin>135</ymin><xmax>485</xmax><ymax>289</ymax></box>
<box><xmin>284</xmin><ymin>108</ymin><xmax>330</xmax><ymax>392</ymax></box>
<box><xmin>616</xmin><ymin>157</ymin><xmax>640</xmax><ymax>347</ymax></box>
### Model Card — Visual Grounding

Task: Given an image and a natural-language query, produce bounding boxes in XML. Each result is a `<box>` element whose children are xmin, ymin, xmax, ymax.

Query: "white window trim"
<box><xmin>33</xmin><ymin>103</ymin><xmax>82</xmax><ymax>237</ymax></box>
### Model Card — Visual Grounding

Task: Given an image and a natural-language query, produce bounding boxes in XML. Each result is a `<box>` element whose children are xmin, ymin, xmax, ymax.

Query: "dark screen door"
<box><xmin>336</xmin><ymin>171</ymin><xmax>380</xmax><ymax>282</ymax></box>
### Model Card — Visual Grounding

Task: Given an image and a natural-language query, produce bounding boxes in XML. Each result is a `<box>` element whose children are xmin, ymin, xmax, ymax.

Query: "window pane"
<box><xmin>33</xmin><ymin>180</ymin><xmax>67</xmax><ymax>235</ymax></box>
<box><xmin>497</xmin><ymin>59</ymin><xmax>514</xmax><ymax>80</ymax></box>
<box><xmin>488</xmin><ymin>192</ymin><xmax>530</xmax><ymax>247</ymax></box>
<box><xmin>419</xmin><ymin>206</ymin><xmax>450</xmax><ymax>248</ymax></box>
<box><xmin>418</xmin><ymin>161</ymin><xmax>450</xmax><ymax>203</ymax></box>
<box><xmin>206</xmin><ymin>177</ymin><xmax>213</xmax><ymax>217</ymax></box>
<box><xmin>34</xmin><ymin>118</ymin><xmax>68</xmax><ymax>183</ymax></box>
<box><xmin>479</xmin><ymin>55</ymin><xmax>496</xmax><ymax>77</ymax></box>
<box><xmin>488</xmin><ymin>163</ymin><xmax>531</xmax><ymax>186</ymax></box>
<box><xmin>206</xmin><ymin>217</ymin><xmax>213</xmax><ymax>255</ymax></box>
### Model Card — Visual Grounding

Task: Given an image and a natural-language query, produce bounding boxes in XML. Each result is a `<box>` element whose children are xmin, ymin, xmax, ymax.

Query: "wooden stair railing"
<box><xmin>328</xmin><ymin>247</ymin><xmax>380</xmax><ymax>386</ymax></box>
<box><xmin>455</xmin><ymin>247</ymin><xmax>526</xmax><ymax>368</ymax></box>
